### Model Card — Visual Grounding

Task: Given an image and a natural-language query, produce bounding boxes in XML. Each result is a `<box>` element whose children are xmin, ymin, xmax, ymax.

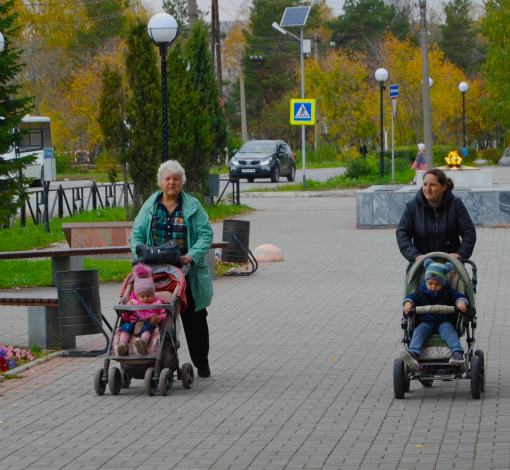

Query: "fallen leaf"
<box><xmin>247</xmin><ymin>319</ymin><xmax>251</xmax><ymax>321</ymax></box>
<box><xmin>332</xmin><ymin>358</ymin><xmax>336</xmax><ymax>361</ymax></box>
<box><xmin>415</xmin><ymin>445</ymin><xmax>425</xmax><ymax>448</ymax></box>
<box><xmin>30</xmin><ymin>371</ymin><xmax>35</xmax><ymax>373</ymax></box>
<box><xmin>11</xmin><ymin>404</ymin><xmax>18</xmax><ymax>408</ymax></box>
<box><xmin>0</xmin><ymin>421</ymin><xmax>3</xmax><ymax>424</ymax></box>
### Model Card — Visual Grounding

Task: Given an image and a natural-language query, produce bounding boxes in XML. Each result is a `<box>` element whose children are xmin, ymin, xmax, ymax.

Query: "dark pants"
<box><xmin>180</xmin><ymin>277</ymin><xmax>210</xmax><ymax>370</ymax></box>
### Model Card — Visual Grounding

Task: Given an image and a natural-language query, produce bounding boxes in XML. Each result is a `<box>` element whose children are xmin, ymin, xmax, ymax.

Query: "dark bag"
<box><xmin>133</xmin><ymin>241</ymin><xmax>182</xmax><ymax>267</ymax></box>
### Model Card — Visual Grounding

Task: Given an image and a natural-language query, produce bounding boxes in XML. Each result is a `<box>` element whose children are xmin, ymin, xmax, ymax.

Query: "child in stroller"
<box><xmin>93</xmin><ymin>263</ymin><xmax>195</xmax><ymax>397</ymax></box>
<box><xmin>118</xmin><ymin>264</ymin><xmax>166</xmax><ymax>356</ymax></box>
<box><xmin>400</xmin><ymin>259</ymin><xmax>469</xmax><ymax>370</ymax></box>
<box><xmin>394</xmin><ymin>252</ymin><xmax>485</xmax><ymax>399</ymax></box>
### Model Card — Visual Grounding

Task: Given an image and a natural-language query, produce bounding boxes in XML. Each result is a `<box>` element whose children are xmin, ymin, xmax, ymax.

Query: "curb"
<box><xmin>0</xmin><ymin>350</ymin><xmax>68</xmax><ymax>381</ymax></box>
<box><xmin>243</xmin><ymin>189</ymin><xmax>357</xmax><ymax>198</ymax></box>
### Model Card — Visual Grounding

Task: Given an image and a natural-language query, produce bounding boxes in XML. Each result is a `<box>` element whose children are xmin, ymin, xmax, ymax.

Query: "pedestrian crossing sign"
<box><xmin>290</xmin><ymin>99</ymin><xmax>315</xmax><ymax>125</ymax></box>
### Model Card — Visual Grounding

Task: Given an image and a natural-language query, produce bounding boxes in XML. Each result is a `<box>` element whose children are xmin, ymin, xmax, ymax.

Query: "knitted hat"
<box><xmin>133</xmin><ymin>263</ymin><xmax>155</xmax><ymax>296</ymax></box>
<box><xmin>418</xmin><ymin>143</ymin><xmax>425</xmax><ymax>151</ymax></box>
<box><xmin>424</xmin><ymin>259</ymin><xmax>453</xmax><ymax>286</ymax></box>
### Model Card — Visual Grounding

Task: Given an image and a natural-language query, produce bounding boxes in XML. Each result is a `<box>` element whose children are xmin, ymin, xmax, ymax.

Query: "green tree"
<box><xmin>186</xmin><ymin>21</ymin><xmax>228</xmax><ymax>173</ymax></box>
<box><xmin>124</xmin><ymin>20</ymin><xmax>161</xmax><ymax>212</ymax></box>
<box><xmin>438</xmin><ymin>0</ymin><xmax>477</xmax><ymax>73</ymax></box>
<box><xmin>0</xmin><ymin>0</ymin><xmax>35</xmax><ymax>226</ymax></box>
<box><xmin>482</xmin><ymin>0</ymin><xmax>510</xmax><ymax>132</ymax></box>
<box><xmin>167</xmin><ymin>40</ymin><xmax>213</xmax><ymax>193</ymax></box>
<box><xmin>243</xmin><ymin>0</ymin><xmax>322</xmax><ymax>131</ymax></box>
<box><xmin>327</xmin><ymin>0</ymin><xmax>410</xmax><ymax>52</ymax></box>
<box><xmin>163</xmin><ymin>0</ymin><xmax>190</xmax><ymax>28</ymax></box>
<box><xmin>98</xmin><ymin>63</ymin><xmax>130</xmax><ymax>218</ymax></box>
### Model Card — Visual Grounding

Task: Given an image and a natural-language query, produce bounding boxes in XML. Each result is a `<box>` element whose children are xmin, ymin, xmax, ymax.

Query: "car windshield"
<box><xmin>238</xmin><ymin>142</ymin><xmax>276</xmax><ymax>154</ymax></box>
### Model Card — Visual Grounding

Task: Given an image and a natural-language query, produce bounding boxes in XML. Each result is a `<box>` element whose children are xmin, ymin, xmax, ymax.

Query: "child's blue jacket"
<box><xmin>404</xmin><ymin>280</ymin><xmax>468</xmax><ymax>325</ymax></box>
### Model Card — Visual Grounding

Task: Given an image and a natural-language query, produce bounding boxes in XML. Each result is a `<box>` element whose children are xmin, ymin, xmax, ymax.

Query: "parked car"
<box><xmin>229</xmin><ymin>140</ymin><xmax>296</xmax><ymax>183</ymax></box>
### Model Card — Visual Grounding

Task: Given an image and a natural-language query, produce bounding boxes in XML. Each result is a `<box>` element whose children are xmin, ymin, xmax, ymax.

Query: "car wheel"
<box><xmin>287</xmin><ymin>165</ymin><xmax>296</xmax><ymax>182</ymax></box>
<box><xmin>270</xmin><ymin>165</ymin><xmax>280</xmax><ymax>183</ymax></box>
<box><xmin>247</xmin><ymin>177</ymin><xmax>255</xmax><ymax>183</ymax></box>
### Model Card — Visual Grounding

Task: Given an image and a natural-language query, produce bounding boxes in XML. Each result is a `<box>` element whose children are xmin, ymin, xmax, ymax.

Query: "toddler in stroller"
<box><xmin>400</xmin><ymin>259</ymin><xmax>469</xmax><ymax>369</ymax></box>
<box><xmin>118</xmin><ymin>264</ymin><xmax>166</xmax><ymax>356</ymax></box>
<box><xmin>394</xmin><ymin>252</ymin><xmax>485</xmax><ymax>399</ymax></box>
<box><xmin>93</xmin><ymin>262</ymin><xmax>195</xmax><ymax>397</ymax></box>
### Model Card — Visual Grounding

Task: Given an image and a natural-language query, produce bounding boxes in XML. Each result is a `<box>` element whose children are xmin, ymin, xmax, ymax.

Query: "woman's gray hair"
<box><xmin>157</xmin><ymin>160</ymin><xmax>186</xmax><ymax>185</ymax></box>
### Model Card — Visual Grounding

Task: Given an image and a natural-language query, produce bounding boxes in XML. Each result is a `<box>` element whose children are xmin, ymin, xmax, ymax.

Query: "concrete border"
<box><xmin>0</xmin><ymin>350</ymin><xmax>67</xmax><ymax>382</ymax></box>
<box><xmin>244</xmin><ymin>189</ymin><xmax>357</xmax><ymax>197</ymax></box>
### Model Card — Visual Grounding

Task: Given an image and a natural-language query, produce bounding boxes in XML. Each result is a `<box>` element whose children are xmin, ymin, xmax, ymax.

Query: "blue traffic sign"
<box><xmin>389</xmin><ymin>84</ymin><xmax>399</xmax><ymax>98</ymax></box>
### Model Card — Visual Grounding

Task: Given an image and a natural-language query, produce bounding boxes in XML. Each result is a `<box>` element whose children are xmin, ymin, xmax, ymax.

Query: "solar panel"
<box><xmin>280</xmin><ymin>7</ymin><xmax>311</xmax><ymax>27</ymax></box>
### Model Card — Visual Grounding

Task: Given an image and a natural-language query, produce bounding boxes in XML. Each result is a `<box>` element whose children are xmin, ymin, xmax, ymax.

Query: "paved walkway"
<box><xmin>1</xmin><ymin>194</ymin><xmax>510</xmax><ymax>469</ymax></box>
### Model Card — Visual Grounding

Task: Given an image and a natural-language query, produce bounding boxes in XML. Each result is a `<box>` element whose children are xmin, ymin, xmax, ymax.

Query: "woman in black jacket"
<box><xmin>396</xmin><ymin>169</ymin><xmax>476</xmax><ymax>262</ymax></box>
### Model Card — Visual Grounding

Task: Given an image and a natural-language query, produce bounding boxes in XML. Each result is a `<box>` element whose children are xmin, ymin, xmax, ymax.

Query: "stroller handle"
<box><xmin>413</xmin><ymin>305</ymin><xmax>456</xmax><ymax>315</ymax></box>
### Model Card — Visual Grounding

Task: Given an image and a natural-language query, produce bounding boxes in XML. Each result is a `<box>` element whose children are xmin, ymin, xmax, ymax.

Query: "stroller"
<box><xmin>93</xmin><ymin>263</ymin><xmax>194</xmax><ymax>396</ymax></box>
<box><xmin>394</xmin><ymin>252</ymin><xmax>485</xmax><ymax>399</ymax></box>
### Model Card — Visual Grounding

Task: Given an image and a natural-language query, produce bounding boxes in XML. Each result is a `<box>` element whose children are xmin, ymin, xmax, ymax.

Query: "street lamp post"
<box><xmin>375</xmin><ymin>68</ymin><xmax>388</xmax><ymax>178</ymax></box>
<box><xmin>147</xmin><ymin>13</ymin><xmax>178</xmax><ymax>163</ymax></box>
<box><xmin>272</xmin><ymin>20</ymin><xmax>308</xmax><ymax>187</ymax></box>
<box><xmin>459</xmin><ymin>82</ymin><xmax>469</xmax><ymax>148</ymax></box>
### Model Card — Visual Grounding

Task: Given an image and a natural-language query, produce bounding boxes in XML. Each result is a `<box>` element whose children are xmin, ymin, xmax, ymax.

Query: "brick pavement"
<box><xmin>1</xmin><ymin>191</ymin><xmax>510</xmax><ymax>469</ymax></box>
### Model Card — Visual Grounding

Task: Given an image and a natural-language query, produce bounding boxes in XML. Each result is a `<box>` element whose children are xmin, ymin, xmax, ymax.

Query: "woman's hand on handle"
<box><xmin>180</xmin><ymin>255</ymin><xmax>193</xmax><ymax>266</ymax></box>
<box><xmin>450</xmin><ymin>253</ymin><xmax>461</xmax><ymax>259</ymax></box>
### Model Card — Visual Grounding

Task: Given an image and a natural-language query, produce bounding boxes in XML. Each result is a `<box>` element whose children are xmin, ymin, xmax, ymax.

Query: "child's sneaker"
<box><xmin>400</xmin><ymin>349</ymin><xmax>420</xmax><ymax>370</ymax></box>
<box><xmin>449</xmin><ymin>351</ymin><xmax>465</xmax><ymax>365</ymax></box>
<box><xmin>134</xmin><ymin>338</ymin><xmax>147</xmax><ymax>354</ymax></box>
<box><xmin>117</xmin><ymin>342</ymin><xmax>128</xmax><ymax>356</ymax></box>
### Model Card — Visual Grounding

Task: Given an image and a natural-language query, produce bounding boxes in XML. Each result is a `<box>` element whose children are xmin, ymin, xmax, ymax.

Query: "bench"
<box><xmin>0</xmin><ymin>243</ymin><xmax>229</xmax><ymax>349</ymax></box>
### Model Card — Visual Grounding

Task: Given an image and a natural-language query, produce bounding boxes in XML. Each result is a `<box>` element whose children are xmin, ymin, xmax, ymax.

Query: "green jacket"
<box><xmin>129</xmin><ymin>190</ymin><xmax>214</xmax><ymax>312</ymax></box>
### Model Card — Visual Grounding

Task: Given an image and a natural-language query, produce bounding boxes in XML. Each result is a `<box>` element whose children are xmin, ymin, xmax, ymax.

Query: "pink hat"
<box><xmin>133</xmin><ymin>264</ymin><xmax>155</xmax><ymax>296</ymax></box>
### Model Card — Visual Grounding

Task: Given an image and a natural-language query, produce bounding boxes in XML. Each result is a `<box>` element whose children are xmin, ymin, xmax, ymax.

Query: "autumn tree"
<box><xmin>0</xmin><ymin>0</ymin><xmax>35</xmax><ymax>225</ymax></box>
<box><xmin>125</xmin><ymin>20</ymin><xmax>161</xmax><ymax>211</ymax></box>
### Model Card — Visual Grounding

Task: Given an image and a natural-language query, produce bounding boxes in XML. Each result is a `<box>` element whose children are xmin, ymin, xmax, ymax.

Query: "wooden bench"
<box><xmin>0</xmin><ymin>243</ymin><xmax>229</xmax><ymax>349</ymax></box>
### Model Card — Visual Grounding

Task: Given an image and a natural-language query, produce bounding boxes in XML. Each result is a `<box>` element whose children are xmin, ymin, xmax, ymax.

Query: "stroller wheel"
<box><xmin>475</xmin><ymin>350</ymin><xmax>485</xmax><ymax>392</ymax></box>
<box><xmin>144</xmin><ymin>367</ymin><xmax>157</xmax><ymax>396</ymax></box>
<box><xmin>419</xmin><ymin>379</ymin><xmax>433</xmax><ymax>387</ymax></box>
<box><xmin>181</xmin><ymin>362</ymin><xmax>194</xmax><ymax>389</ymax></box>
<box><xmin>470</xmin><ymin>355</ymin><xmax>483</xmax><ymax>399</ymax></box>
<box><xmin>159</xmin><ymin>368</ymin><xmax>174</xmax><ymax>397</ymax></box>
<box><xmin>94</xmin><ymin>368</ymin><xmax>106</xmax><ymax>396</ymax></box>
<box><xmin>108</xmin><ymin>367</ymin><xmax>122</xmax><ymax>395</ymax></box>
<box><xmin>120</xmin><ymin>369</ymin><xmax>131</xmax><ymax>389</ymax></box>
<box><xmin>393</xmin><ymin>358</ymin><xmax>408</xmax><ymax>399</ymax></box>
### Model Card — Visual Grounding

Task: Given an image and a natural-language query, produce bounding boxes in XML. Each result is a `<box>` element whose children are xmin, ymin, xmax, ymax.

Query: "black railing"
<box><xmin>11</xmin><ymin>182</ymin><xmax>134</xmax><ymax>229</ymax></box>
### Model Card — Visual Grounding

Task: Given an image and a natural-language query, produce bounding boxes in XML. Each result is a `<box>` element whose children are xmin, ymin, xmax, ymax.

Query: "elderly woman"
<box><xmin>411</xmin><ymin>143</ymin><xmax>427</xmax><ymax>184</ymax></box>
<box><xmin>129</xmin><ymin>160</ymin><xmax>213</xmax><ymax>378</ymax></box>
<box><xmin>396</xmin><ymin>168</ymin><xmax>476</xmax><ymax>263</ymax></box>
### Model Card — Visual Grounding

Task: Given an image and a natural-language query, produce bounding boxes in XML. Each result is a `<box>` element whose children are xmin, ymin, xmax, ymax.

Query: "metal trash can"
<box><xmin>57</xmin><ymin>270</ymin><xmax>102</xmax><ymax>337</ymax></box>
<box><xmin>208</xmin><ymin>174</ymin><xmax>220</xmax><ymax>197</ymax></box>
<box><xmin>222</xmin><ymin>219</ymin><xmax>250</xmax><ymax>264</ymax></box>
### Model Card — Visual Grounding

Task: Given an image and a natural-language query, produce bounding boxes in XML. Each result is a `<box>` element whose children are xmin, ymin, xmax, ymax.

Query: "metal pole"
<box><xmin>420</xmin><ymin>0</ymin><xmax>433</xmax><ymax>169</ymax></box>
<box><xmin>380</xmin><ymin>82</ymin><xmax>384</xmax><ymax>178</ymax></box>
<box><xmin>160</xmin><ymin>45</ymin><xmax>169</xmax><ymax>163</ymax></box>
<box><xmin>300</xmin><ymin>27</ymin><xmax>306</xmax><ymax>188</ymax></box>
<box><xmin>392</xmin><ymin>105</ymin><xmax>395</xmax><ymax>181</ymax></box>
<box><xmin>462</xmin><ymin>92</ymin><xmax>466</xmax><ymax>148</ymax></box>
<box><xmin>239</xmin><ymin>52</ymin><xmax>248</xmax><ymax>142</ymax></box>
<box><xmin>187</xmin><ymin>0</ymin><xmax>198</xmax><ymax>27</ymax></box>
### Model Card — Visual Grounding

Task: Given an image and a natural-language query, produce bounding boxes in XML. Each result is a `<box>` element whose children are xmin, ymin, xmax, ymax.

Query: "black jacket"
<box><xmin>396</xmin><ymin>190</ymin><xmax>476</xmax><ymax>262</ymax></box>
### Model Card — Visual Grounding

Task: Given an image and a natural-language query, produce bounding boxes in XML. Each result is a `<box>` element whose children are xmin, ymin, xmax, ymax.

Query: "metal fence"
<box><xmin>10</xmin><ymin>182</ymin><xmax>134</xmax><ymax>229</ymax></box>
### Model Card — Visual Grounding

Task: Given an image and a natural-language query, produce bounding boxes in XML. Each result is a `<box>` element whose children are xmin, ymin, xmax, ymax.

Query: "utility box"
<box><xmin>43</xmin><ymin>158</ymin><xmax>57</xmax><ymax>181</ymax></box>
<box><xmin>208</xmin><ymin>173</ymin><xmax>220</xmax><ymax>196</ymax></box>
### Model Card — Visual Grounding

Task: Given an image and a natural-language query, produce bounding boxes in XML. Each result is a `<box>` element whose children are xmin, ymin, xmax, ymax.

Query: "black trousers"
<box><xmin>180</xmin><ymin>277</ymin><xmax>210</xmax><ymax>370</ymax></box>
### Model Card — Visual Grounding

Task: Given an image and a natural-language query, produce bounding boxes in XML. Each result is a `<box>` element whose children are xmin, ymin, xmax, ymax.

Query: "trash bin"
<box><xmin>222</xmin><ymin>219</ymin><xmax>250</xmax><ymax>264</ymax></box>
<box><xmin>208</xmin><ymin>174</ymin><xmax>220</xmax><ymax>197</ymax></box>
<box><xmin>57</xmin><ymin>269</ymin><xmax>102</xmax><ymax>337</ymax></box>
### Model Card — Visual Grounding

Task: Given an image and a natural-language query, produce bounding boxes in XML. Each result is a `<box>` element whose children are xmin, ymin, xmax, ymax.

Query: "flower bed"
<box><xmin>0</xmin><ymin>344</ymin><xmax>42</xmax><ymax>374</ymax></box>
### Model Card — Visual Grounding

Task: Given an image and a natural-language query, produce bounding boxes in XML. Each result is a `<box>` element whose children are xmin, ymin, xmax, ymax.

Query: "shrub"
<box><xmin>480</xmin><ymin>147</ymin><xmax>502</xmax><ymax>164</ymax></box>
<box><xmin>345</xmin><ymin>157</ymin><xmax>379</xmax><ymax>179</ymax></box>
<box><xmin>54</xmin><ymin>152</ymin><xmax>71</xmax><ymax>173</ymax></box>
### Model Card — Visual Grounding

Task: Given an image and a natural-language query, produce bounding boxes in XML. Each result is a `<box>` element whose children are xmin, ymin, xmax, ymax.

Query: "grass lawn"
<box><xmin>245</xmin><ymin>169</ymin><xmax>415</xmax><ymax>192</ymax></box>
<box><xmin>0</xmin><ymin>203</ymin><xmax>254</xmax><ymax>287</ymax></box>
